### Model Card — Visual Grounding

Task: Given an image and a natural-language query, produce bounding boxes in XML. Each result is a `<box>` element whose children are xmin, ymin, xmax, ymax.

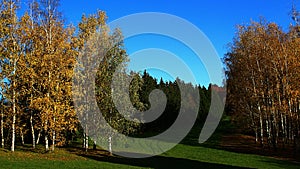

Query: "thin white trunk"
<box><xmin>85</xmin><ymin>133</ymin><xmax>88</xmax><ymax>152</ymax></box>
<box><xmin>11</xmin><ymin>115</ymin><xmax>16</xmax><ymax>151</ymax></box>
<box><xmin>259</xmin><ymin>112</ymin><xmax>264</xmax><ymax>146</ymax></box>
<box><xmin>45</xmin><ymin>134</ymin><xmax>49</xmax><ymax>151</ymax></box>
<box><xmin>281</xmin><ymin>112</ymin><xmax>285</xmax><ymax>147</ymax></box>
<box><xmin>36</xmin><ymin>128</ymin><xmax>42</xmax><ymax>145</ymax></box>
<box><xmin>51</xmin><ymin>116</ymin><xmax>55</xmax><ymax>151</ymax></box>
<box><xmin>29</xmin><ymin>3</ymin><xmax>36</xmax><ymax>149</ymax></box>
<box><xmin>20</xmin><ymin>128</ymin><xmax>24</xmax><ymax>145</ymax></box>
<box><xmin>83</xmin><ymin>133</ymin><xmax>85</xmax><ymax>148</ymax></box>
<box><xmin>30</xmin><ymin>113</ymin><xmax>35</xmax><ymax>149</ymax></box>
<box><xmin>11</xmin><ymin>88</ymin><xmax>16</xmax><ymax>152</ymax></box>
<box><xmin>52</xmin><ymin>130</ymin><xmax>55</xmax><ymax>151</ymax></box>
<box><xmin>108</xmin><ymin>136</ymin><xmax>112</xmax><ymax>155</ymax></box>
<box><xmin>288</xmin><ymin>100</ymin><xmax>292</xmax><ymax>143</ymax></box>
<box><xmin>84</xmin><ymin>116</ymin><xmax>88</xmax><ymax>151</ymax></box>
<box><xmin>1</xmin><ymin>104</ymin><xmax>4</xmax><ymax>148</ymax></box>
<box><xmin>45</xmin><ymin>121</ymin><xmax>49</xmax><ymax>151</ymax></box>
<box><xmin>9</xmin><ymin>0</ymin><xmax>18</xmax><ymax>153</ymax></box>
<box><xmin>266</xmin><ymin>116</ymin><xmax>270</xmax><ymax>147</ymax></box>
<box><xmin>51</xmin><ymin>81</ymin><xmax>58</xmax><ymax>152</ymax></box>
<box><xmin>255</xmin><ymin>128</ymin><xmax>258</xmax><ymax>143</ymax></box>
<box><xmin>45</xmin><ymin>66</ymin><xmax>50</xmax><ymax>152</ymax></box>
<box><xmin>83</xmin><ymin>130</ymin><xmax>89</xmax><ymax>151</ymax></box>
<box><xmin>43</xmin><ymin>0</ymin><xmax>52</xmax><ymax>153</ymax></box>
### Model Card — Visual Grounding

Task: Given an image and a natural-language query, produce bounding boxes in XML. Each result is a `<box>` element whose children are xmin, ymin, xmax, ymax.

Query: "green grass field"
<box><xmin>0</xmin><ymin>143</ymin><xmax>299</xmax><ymax>169</ymax></box>
<box><xmin>0</xmin><ymin>119</ymin><xmax>299</xmax><ymax>169</ymax></box>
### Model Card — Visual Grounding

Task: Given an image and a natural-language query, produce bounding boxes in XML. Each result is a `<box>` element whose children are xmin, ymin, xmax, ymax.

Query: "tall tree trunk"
<box><xmin>83</xmin><ymin>133</ymin><xmax>85</xmax><ymax>149</ymax></box>
<box><xmin>45</xmin><ymin>63</ymin><xmax>51</xmax><ymax>151</ymax></box>
<box><xmin>29</xmin><ymin>3</ymin><xmax>36</xmax><ymax>149</ymax></box>
<box><xmin>83</xmin><ymin>132</ymin><xmax>89</xmax><ymax>152</ymax></box>
<box><xmin>83</xmin><ymin>112</ymin><xmax>88</xmax><ymax>152</ymax></box>
<box><xmin>51</xmin><ymin>116</ymin><xmax>56</xmax><ymax>151</ymax></box>
<box><xmin>85</xmin><ymin>132</ymin><xmax>88</xmax><ymax>152</ymax></box>
<box><xmin>1</xmin><ymin>103</ymin><xmax>4</xmax><ymax>148</ymax></box>
<box><xmin>11</xmin><ymin>89</ymin><xmax>16</xmax><ymax>152</ymax></box>
<box><xmin>266</xmin><ymin>116</ymin><xmax>270</xmax><ymax>148</ymax></box>
<box><xmin>259</xmin><ymin>112</ymin><xmax>264</xmax><ymax>146</ymax></box>
<box><xmin>20</xmin><ymin>128</ymin><xmax>24</xmax><ymax>146</ymax></box>
<box><xmin>45</xmin><ymin>121</ymin><xmax>49</xmax><ymax>151</ymax></box>
<box><xmin>52</xmin><ymin>130</ymin><xmax>55</xmax><ymax>151</ymax></box>
<box><xmin>108</xmin><ymin>135</ymin><xmax>112</xmax><ymax>155</ymax></box>
<box><xmin>45</xmin><ymin>134</ymin><xmax>49</xmax><ymax>151</ymax></box>
<box><xmin>288</xmin><ymin>99</ymin><xmax>292</xmax><ymax>144</ymax></box>
<box><xmin>255</xmin><ymin>127</ymin><xmax>258</xmax><ymax>144</ymax></box>
<box><xmin>281</xmin><ymin>113</ymin><xmax>285</xmax><ymax>148</ymax></box>
<box><xmin>36</xmin><ymin>128</ymin><xmax>42</xmax><ymax>145</ymax></box>
<box><xmin>285</xmin><ymin>115</ymin><xmax>288</xmax><ymax>144</ymax></box>
<box><xmin>273</xmin><ymin>113</ymin><xmax>278</xmax><ymax>150</ymax></box>
<box><xmin>30</xmin><ymin>112</ymin><xmax>35</xmax><ymax>149</ymax></box>
<box><xmin>11</xmin><ymin>115</ymin><xmax>16</xmax><ymax>151</ymax></box>
<box><xmin>9</xmin><ymin>0</ymin><xmax>18</xmax><ymax>153</ymax></box>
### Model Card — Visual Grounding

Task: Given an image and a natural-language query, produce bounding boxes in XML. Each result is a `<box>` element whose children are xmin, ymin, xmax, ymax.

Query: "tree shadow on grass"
<box><xmin>73</xmin><ymin>150</ymin><xmax>252</xmax><ymax>169</ymax></box>
<box><xmin>259</xmin><ymin>158</ymin><xmax>300</xmax><ymax>169</ymax></box>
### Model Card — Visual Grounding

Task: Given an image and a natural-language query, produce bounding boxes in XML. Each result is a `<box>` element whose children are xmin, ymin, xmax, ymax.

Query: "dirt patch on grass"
<box><xmin>0</xmin><ymin>146</ymin><xmax>90</xmax><ymax>161</ymax></box>
<box><xmin>221</xmin><ymin>134</ymin><xmax>300</xmax><ymax>162</ymax></box>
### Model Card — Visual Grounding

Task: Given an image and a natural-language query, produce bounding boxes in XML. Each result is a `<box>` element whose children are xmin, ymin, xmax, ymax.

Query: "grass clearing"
<box><xmin>0</xmin><ymin>143</ymin><xmax>298</xmax><ymax>169</ymax></box>
<box><xmin>0</xmin><ymin>118</ymin><xmax>299</xmax><ymax>169</ymax></box>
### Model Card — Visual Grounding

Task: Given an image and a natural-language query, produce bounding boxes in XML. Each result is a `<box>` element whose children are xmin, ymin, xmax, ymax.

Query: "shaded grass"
<box><xmin>180</xmin><ymin>115</ymin><xmax>234</xmax><ymax>147</ymax></box>
<box><xmin>164</xmin><ymin>144</ymin><xmax>299</xmax><ymax>169</ymax></box>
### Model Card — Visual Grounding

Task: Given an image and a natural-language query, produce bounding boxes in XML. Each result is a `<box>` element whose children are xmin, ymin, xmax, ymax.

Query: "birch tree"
<box><xmin>26</xmin><ymin>0</ymin><xmax>77</xmax><ymax>151</ymax></box>
<box><xmin>225</xmin><ymin>20</ymin><xmax>300</xmax><ymax>149</ymax></box>
<box><xmin>0</xmin><ymin>0</ymin><xmax>24</xmax><ymax>152</ymax></box>
<box><xmin>73</xmin><ymin>10</ymin><xmax>107</xmax><ymax>152</ymax></box>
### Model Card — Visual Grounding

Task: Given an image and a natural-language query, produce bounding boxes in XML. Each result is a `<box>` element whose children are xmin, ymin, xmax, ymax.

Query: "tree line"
<box><xmin>0</xmin><ymin>0</ymin><xmax>215</xmax><ymax>153</ymax></box>
<box><xmin>135</xmin><ymin>70</ymin><xmax>212</xmax><ymax>136</ymax></box>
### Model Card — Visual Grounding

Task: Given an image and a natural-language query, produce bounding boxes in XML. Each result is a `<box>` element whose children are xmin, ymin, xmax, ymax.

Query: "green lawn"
<box><xmin>0</xmin><ymin>118</ymin><xmax>299</xmax><ymax>169</ymax></box>
<box><xmin>0</xmin><ymin>143</ymin><xmax>298</xmax><ymax>169</ymax></box>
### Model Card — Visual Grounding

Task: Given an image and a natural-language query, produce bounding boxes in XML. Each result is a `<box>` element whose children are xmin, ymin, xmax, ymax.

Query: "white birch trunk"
<box><xmin>30</xmin><ymin>113</ymin><xmax>35</xmax><ymax>149</ymax></box>
<box><xmin>255</xmin><ymin>127</ymin><xmax>258</xmax><ymax>143</ymax></box>
<box><xmin>281</xmin><ymin>113</ymin><xmax>285</xmax><ymax>147</ymax></box>
<box><xmin>259</xmin><ymin>112</ymin><xmax>264</xmax><ymax>146</ymax></box>
<box><xmin>51</xmin><ymin>116</ymin><xmax>56</xmax><ymax>151</ymax></box>
<box><xmin>45</xmin><ymin>121</ymin><xmax>49</xmax><ymax>151</ymax></box>
<box><xmin>266</xmin><ymin>116</ymin><xmax>270</xmax><ymax>147</ymax></box>
<box><xmin>11</xmin><ymin>88</ymin><xmax>16</xmax><ymax>152</ymax></box>
<box><xmin>83</xmin><ymin>133</ymin><xmax>85</xmax><ymax>149</ymax></box>
<box><xmin>1</xmin><ymin>104</ymin><xmax>4</xmax><ymax>148</ymax></box>
<box><xmin>108</xmin><ymin>135</ymin><xmax>112</xmax><ymax>155</ymax></box>
<box><xmin>52</xmin><ymin>130</ymin><xmax>55</xmax><ymax>151</ymax></box>
<box><xmin>36</xmin><ymin>128</ymin><xmax>42</xmax><ymax>145</ymax></box>
<box><xmin>85</xmin><ymin>133</ymin><xmax>88</xmax><ymax>152</ymax></box>
<box><xmin>20</xmin><ymin>128</ymin><xmax>24</xmax><ymax>145</ymax></box>
<box><xmin>45</xmin><ymin>134</ymin><xmax>49</xmax><ymax>151</ymax></box>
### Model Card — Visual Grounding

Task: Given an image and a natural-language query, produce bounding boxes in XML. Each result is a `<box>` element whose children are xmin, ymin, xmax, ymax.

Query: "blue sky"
<box><xmin>59</xmin><ymin>0</ymin><xmax>295</xmax><ymax>87</ymax></box>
